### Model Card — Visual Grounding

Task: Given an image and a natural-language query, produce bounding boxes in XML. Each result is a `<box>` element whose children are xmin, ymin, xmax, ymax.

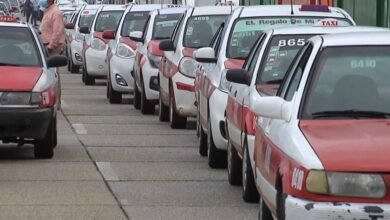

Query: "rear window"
<box><xmin>183</xmin><ymin>15</ymin><xmax>227</xmax><ymax>48</ymax></box>
<box><xmin>228</xmin><ymin>16</ymin><xmax>352</xmax><ymax>59</ymax></box>
<box><xmin>121</xmin><ymin>11</ymin><xmax>148</xmax><ymax>36</ymax></box>
<box><xmin>0</xmin><ymin>27</ymin><xmax>41</xmax><ymax>66</ymax></box>
<box><xmin>152</xmin><ymin>13</ymin><xmax>181</xmax><ymax>40</ymax></box>
<box><xmin>78</xmin><ymin>9</ymin><xmax>98</xmax><ymax>28</ymax></box>
<box><xmin>94</xmin><ymin>10</ymin><xmax>123</xmax><ymax>32</ymax></box>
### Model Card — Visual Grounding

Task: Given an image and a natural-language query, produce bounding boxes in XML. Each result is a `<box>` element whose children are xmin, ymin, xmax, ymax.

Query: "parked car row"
<box><xmin>62</xmin><ymin>3</ymin><xmax>390</xmax><ymax>219</ymax></box>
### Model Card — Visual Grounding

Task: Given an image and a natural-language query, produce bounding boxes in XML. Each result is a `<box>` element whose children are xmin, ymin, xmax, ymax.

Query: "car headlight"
<box><xmin>147</xmin><ymin>51</ymin><xmax>162</xmax><ymax>69</ymax></box>
<box><xmin>116</xmin><ymin>43</ymin><xmax>135</xmax><ymax>59</ymax></box>
<box><xmin>75</xmin><ymin>33</ymin><xmax>84</xmax><ymax>42</ymax></box>
<box><xmin>179</xmin><ymin>57</ymin><xmax>197</xmax><ymax>78</ymax></box>
<box><xmin>306</xmin><ymin>170</ymin><xmax>386</xmax><ymax>198</ymax></box>
<box><xmin>0</xmin><ymin>92</ymin><xmax>42</xmax><ymax>106</ymax></box>
<box><xmin>90</xmin><ymin>38</ymin><xmax>106</xmax><ymax>51</ymax></box>
<box><xmin>218</xmin><ymin>70</ymin><xmax>230</xmax><ymax>93</ymax></box>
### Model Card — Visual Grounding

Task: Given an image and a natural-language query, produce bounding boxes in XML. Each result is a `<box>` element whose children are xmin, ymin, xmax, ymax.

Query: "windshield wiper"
<box><xmin>265</xmin><ymin>79</ymin><xmax>283</xmax><ymax>84</ymax></box>
<box><xmin>311</xmin><ymin>110</ymin><xmax>390</xmax><ymax>119</ymax></box>
<box><xmin>0</xmin><ymin>63</ymin><xmax>21</xmax><ymax>66</ymax></box>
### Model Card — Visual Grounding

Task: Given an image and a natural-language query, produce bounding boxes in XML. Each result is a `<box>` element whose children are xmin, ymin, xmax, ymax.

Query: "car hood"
<box><xmin>300</xmin><ymin>119</ymin><xmax>390</xmax><ymax>172</ymax></box>
<box><xmin>0</xmin><ymin>66</ymin><xmax>43</xmax><ymax>91</ymax></box>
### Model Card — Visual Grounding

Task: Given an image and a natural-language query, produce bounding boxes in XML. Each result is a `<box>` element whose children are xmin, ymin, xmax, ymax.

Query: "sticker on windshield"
<box><xmin>278</xmin><ymin>39</ymin><xmax>306</xmax><ymax>47</ymax></box>
<box><xmin>193</xmin><ymin>16</ymin><xmax>209</xmax><ymax>21</ymax></box>
<box><xmin>350</xmin><ymin>59</ymin><xmax>377</xmax><ymax>69</ymax></box>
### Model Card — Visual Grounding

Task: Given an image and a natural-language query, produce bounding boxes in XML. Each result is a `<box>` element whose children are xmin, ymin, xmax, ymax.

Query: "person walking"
<box><xmin>39</xmin><ymin>0</ymin><xmax>65</xmax><ymax>56</ymax></box>
<box><xmin>38</xmin><ymin>0</ymin><xmax>45</xmax><ymax>21</ymax></box>
<box><xmin>24</xmin><ymin>0</ymin><xmax>33</xmax><ymax>23</ymax></box>
<box><xmin>31</xmin><ymin>0</ymin><xmax>39</xmax><ymax>26</ymax></box>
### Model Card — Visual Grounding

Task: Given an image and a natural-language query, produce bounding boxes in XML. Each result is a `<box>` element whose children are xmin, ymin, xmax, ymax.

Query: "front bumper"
<box><xmin>109</xmin><ymin>54</ymin><xmax>134</xmax><ymax>93</ymax></box>
<box><xmin>0</xmin><ymin>108</ymin><xmax>53</xmax><ymax>139</ymax></box>
<box><xmin>209</xmin><ymin>89</ymin><xmax>228</xmax><ymax>150</ymax></box>
<box><xmin>85</xmin><ymin>47</ymin><xmax>108</xmax><ymax>77</ymax></box>
<box><xmin>70</xmin><ymin>40</ymin><xmax>83</xmax><ymax>66</ymax></box>
<box><xmin>172</xmin><ymin>73</ymin><xmax>196</xmax><ymax>117</ymax></box>
<box><xmin>141</xmin><ymin>61</ymin><xmax>159</xmax><ymax>101</ymax></box>
<box><xmin>285</xmin><ymin>196</ymin><xmax>390</xmax><ymax>220</ymax></box>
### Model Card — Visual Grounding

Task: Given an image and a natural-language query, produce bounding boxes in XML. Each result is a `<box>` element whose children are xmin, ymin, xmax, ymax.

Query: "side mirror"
<box><xmin>129</xmin><ymin>31</ymin><xmax>143</xmax><ymax>42</ymax></box>
<box><xmin>102</xmin><ymin>30</ymin><xmax>115</xmax><ymax>39</ymax></box>
<box><xmin>79</xmin><ymin>26</ymin><xmax>90</xmax><ymax>34</ymax></box>
<box><xmin>252</xmin><ymin>96</ymin><xmax>292</xmax><ymax>122</ymax></box>
<box><xmin>47</xmin><ymin>55</ymin><xmax>68</xmax><ymax>68</ymax></box>
<box><xmin>159</xmin><ymin>39</ymin><xmax>174</xmax><ymax>51</ymax></box>
<box><xmin>226</xmin><ymin>69</ymin><xmax>251</xmax><ymax>86</ymax></box>
<box><xmin>194</xmin><ymin>47</ymin><xmax>217</xmax><ymax>63</ymax></box>
<box><xmin>65</xmin><ymin>22</ymin><xmax>75</xmax><ymax>29</ymax></box>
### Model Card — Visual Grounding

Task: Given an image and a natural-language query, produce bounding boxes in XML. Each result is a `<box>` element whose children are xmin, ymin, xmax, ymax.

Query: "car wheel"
<box><xmin>34</xmin><ymin>117</ymin><xmax>55</xmax><ymax>159</ymax></box>
<box><xmin>133</xmin><ymin>77</ymin><xmax>141</xmax><ymax>110</ymax></box>
<box><xmin>207</xmin><ymin>119</ymin><xmax>227</xmax><ymax>168</ymax></box>
<box><xmin>259</xmin><ymin>198</ymin><xmax>273</xmax><ymax>220</ymax></box>
<box><xmin>52</xmin><ymin>116</ymin><xmax>57</xmax><ymax>148</ymax></box>
<box><xmin>140</xmin><ymin>80</ymin><xmax>155</xmax><ymax>114</ymax></box>
<box><xmin>84</xmin><ymin>67</ymin><xmax>95</xmax><ymax>85</ymax></box>
<box><xmin>108</xmin><ymin>79</ymin><xmax>122</xmax><ymax>104</ymax></box>
<box><xmin>169</xmin><ymin>86</ymin><xmax>187</xmax><ymax>129</ymax></box>
<box><xmin>70</xmin><ymin>60</ymin><xmax>80</xmax><ymax>73</ymax></box>
<box><xmin>242</xmin><ymin>139</ymin><xmax>259</xmax><ymax>203</ymax></box>
<box><xmin>67</xmin><ymin>57</ymin><xmax>71</xmax><ymax>72</ymax></box>
<box><xmin>227</xmin><ymin>139</ymin><xmax>242</xmax><ymax>185</ymax></box>
<box><xmin>158</xmin><ymin>93</ymin><xmax>169</xmax><ymax>122</ymax></box>
<box><xmin>198</xmin><ymin>118</ymin><xmax>207</xmax><ymax>157</ymax></box>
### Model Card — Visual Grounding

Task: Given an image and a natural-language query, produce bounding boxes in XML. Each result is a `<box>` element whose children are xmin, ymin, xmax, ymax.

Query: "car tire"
<box><xmin>198</xmin><ymin>118</ymin><xmax>207</xmax><ymax>157</ymax></box>
<box><xmin>227</xmin><ymin>140</ymin><xmax>242</xmax><ymax>186</ymax></box>
<box><xmin>34</xmin><ymin>117</ymin><xmax>55</xmax><ymax>159</ymax></box>
<box><xmin>207</xmin><ymin>119</ymin><xmax>227</xmax><ymax>168</ymax></box>
<box><xmin>108</xmin><ymin>79</ymin><xmax>122</xmax><ymax>104</ymax></box>
<box><xmin>84</xmin><ymin>67</ymin><xmax>95</xmax><ymax>85</ymax></box>
<box><xmin>133</xmin><ymin>78</ymin><xmax>141</xmax><ymax>110</ymax></box>
<box><xmin>169</xmin><ymin>86</ymin><xmax>187</xmax><ymax>129</ymax></box>
<box><xmin>70</xmin><ymin>60</ymin><xmax>80</xmax><ymax>73</ymax></box>
<box><xmin>140</xmin><ymin>80</ymin><xmax>155</xmax><ymax>114</ymax></box>
<box><xmin>52</xmin><ymin>116</ymin><xmax>57</xmax><ymax>148</ymax></box>
<box><xmin>242</xmin><ymin>139</ymin><xmax>259</xmax><ymax>203</ymax></box>
<box><xmin>158</xmin><ymin>93</ymin><xmax>169</xmax><ymax>122</ymax></box>
<box><xmin>259</xmin><ymin>198</ymin><xmax>273</xmax><ymax>220</ymax></box>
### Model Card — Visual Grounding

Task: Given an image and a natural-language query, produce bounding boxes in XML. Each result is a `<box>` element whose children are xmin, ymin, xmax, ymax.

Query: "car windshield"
<box><xmin>257</xmin><ymin>35</ymin><xmax>313</xmax><ymax>84</ymax></box>
<box><xmin>0</xmin><ymin>27</ymin><xmax>41</xmax><ymax>66</ymax></box>
<box><xmin>8</xmin><ymin>0</ymin><xmax>17</xmax><ymax>7</ymax></box>
<box><xmin>94</xmin><ymin>10</ymin><xmax>123</xmax><ymax>32</ymax></box>
<box><xmin>228</xmin><ymin>17</ymin><xmax>352</xmax><ymax>59</ymax></box>
<box><xmin>78</xmin><ymin>9</ymin><xmax>97</xmax><ymax>28</ymax></box>
<box><xmin>152</xmin><ymin>13</ymin><xmax>181</xmax><ymax>40</ymax></box>
<box><xmin>121</xmin><ymin>11</ymin><xmax>148</xmax><ymax>37</ymax></box>
<box><xmin>183</xmin><ymin>15</ymin><xmax>227</xmax><ymax>48</ymax></box>
<box><xmin>0</xmin><ymin>3</ymin><xmax>7</xmax><ymax>11</ymax></box>
<box><xmin>0</xmin><ymin>0</ymin><xmax>10</xmax><ymax>9</ymax></box>
<box><xmin>303</xmin><ymin>46</ymin><xmax>390</xmax><ymax>118</ymax></box>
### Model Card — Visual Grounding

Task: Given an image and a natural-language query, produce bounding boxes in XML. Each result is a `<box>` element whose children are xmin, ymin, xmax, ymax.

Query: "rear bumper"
<box><xmin>0</xmin><ymin>108</ymin><xmax>53</xmax><ymax>139</ymax></box>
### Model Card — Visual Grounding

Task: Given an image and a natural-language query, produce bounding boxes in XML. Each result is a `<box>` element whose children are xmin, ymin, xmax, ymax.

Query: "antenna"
<box><xmin>290</xmin><ymin>0</ymin><xmax>294</xmax><ymax>15</ymax></box>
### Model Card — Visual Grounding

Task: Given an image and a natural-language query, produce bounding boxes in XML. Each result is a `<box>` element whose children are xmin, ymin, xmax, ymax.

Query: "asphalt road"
<box><xmin>0</xmin><ymin>67</ymin><xmax>257</xmax><ymax>219</ymax></box>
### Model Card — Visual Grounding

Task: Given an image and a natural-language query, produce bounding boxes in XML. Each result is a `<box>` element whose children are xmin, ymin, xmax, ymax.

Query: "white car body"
<box><xmin>159</xmin><ymin>6</ymin><xmax>232</xmax><ymax>128</ymax></box>
<box><xmin>252</xmin><ymin>30</ymin><xmax>390</xmax><ymax>220</ymax></box>
<box><xmin>105</xmin><ymin>4</ymin><xmax>162</xmax><ymax>103</ymax></box>
<box><xmin>82</xmin><ymin>4</ymin><xmax>126</xmax><ymax>84</ymax></box>
<box><xmin>132</xmin><ymin>6</ymin><xmax>187</xmax><ymax>113</ymax></box>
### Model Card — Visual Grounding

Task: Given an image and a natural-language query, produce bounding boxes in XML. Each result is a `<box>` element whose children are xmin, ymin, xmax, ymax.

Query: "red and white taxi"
<box><xmin>0</xmin><ymin>19</ymin><xmax>67</xmax><ymax>158</ymax></box>
<box><xmin>65</xmin><ymin>4</ymin><xmax>101</xmax><ymax>73</ymax></box>
<box><xmin>104</xmin><ymin>4</ymin><xmax>162</xmax><ymax>104</ymax></box>
<box><xmin>158</xmin><ymin>6</ymin><xmax>232</xmax><ymax>128</ymax></box>
<box><xmin>225</xmin><ymin>25</ymin><xmax>390</xmax><ymax>204</ymax></box>
<box><xmin>252</xmin><ymin>31</ymin><xmax>390</xmax><ymax>220</ymax></box>
<box><xmin>131</xmin><ymin>6</ymin><xmax>187</xmax><ymax>114</ymax></box>
<box><xmin>193</xmin><ymin>4</ymin><xmax>355</xmax><ymax>169</ymax></box>
<box><xmin>81</xmin><ymin>4</ymin><xmax>126</xmax><ymax>85</ymax></box>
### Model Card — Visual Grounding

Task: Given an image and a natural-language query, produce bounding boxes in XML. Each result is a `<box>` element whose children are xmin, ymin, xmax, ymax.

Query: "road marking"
<box><xmin>96</xmin><ymin>162</ymin><xmax>120</xmax><ymax>181</ymax></box>
<box><xmin>72</xmin><ymin>123</ymin><xmax>88</xmax><ymax>135</ymax></box>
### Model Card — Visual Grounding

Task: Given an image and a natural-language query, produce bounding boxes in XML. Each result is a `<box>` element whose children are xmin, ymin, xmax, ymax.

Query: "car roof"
<box><xmin>269</xmin><ymin>26</ymin><xmax>390</xmax><ymax>36</ymax></box>
<box><xmin>311</xmin><ymin>31</ymin><xmax>390</xmax><ymax>47</ymax></box>
<box><xmin>157</xmin><ymin>6</ymin><xmax>187</xmax><ymax>15</ymax></box>
<box><xmin>100</xmin><ymin>4</ymin><xmax>127</xmax><ymax>11</ymax></box>
<box><xmin>191</xmin><ymin>6</ymin><xmax>233</xmax><ymax>16</ymax></box>
<box><xmin>129</xmin><ymin>4</ymin><xmax>162</xmax><ymax>12</ymax></box>
<box><xmin>238</xmin><ymin>5</ymin><xmax>349</xmax><ymax>19</ymax></box>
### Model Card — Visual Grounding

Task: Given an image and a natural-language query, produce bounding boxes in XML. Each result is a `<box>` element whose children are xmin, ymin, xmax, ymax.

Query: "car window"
<box><xmin>172</xmin><ymin>13</ymin><xmax>185</xmax><ymax>49</ymax></box>
<box><xmin>94</xmin><ymin>11</ymin><xmax>123</xmax><ymax>32</ymax></box>
<box><xmin>183</xmin><ymin>15</ymin><xmax>227</xmax><ymax>49</ymax></box>
<box><xmin>302</xmin><ymin>46</ymin><xmax>390</xmax><ymax>118</ymax></box>
<box><xmin>245</xmin><ymin>34</ymin><xmax>265</xmax><ymax>75</ymax></box>
<box><xmin>121</xmin><ymin>11</ymin><xmax>149</xmax><ymax>36</ymax></box>
<box><xmin>0</xmin><ymin>27</ymin><xmax>41</xmax><ymax>66</ymax></box>
<box><xmin>78</xmin><ymin>9</ymin><xmax>98</xmax><ymax>28</ymax></box>
<box><xmin>152</xmin><ymin>13</ymin><xmax>182</xmax><ymax>40</ymax></box>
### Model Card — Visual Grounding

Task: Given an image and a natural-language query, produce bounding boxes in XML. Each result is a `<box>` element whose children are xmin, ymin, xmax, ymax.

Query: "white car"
<box><xmin>193</xmin><ymin>4</ymin><xmax>356</xmax><ymax>169</ymax></box>
<box><xmin>159</xmin><ymin>6</ymin><xmax>232</xmax><ymax>128</ymax></box>
<box><xmin>104</xmin><ymin>4</ymin><xmax>163</xmax><ymax>103</ymax></box>
<box><xmin>250</xmin><ymin>30</ymin><xmax>390</xmax><ymax>220</ymax></box>
<box><xmin>225</xmin><ymin>25</ymin><xmax>390</xmax><ymax>205</ymax></box>
<box><xmin>81</xmin><ymin>4</ymin><xmax>126</xmax><ymax>85</ymax></box>
<box><xmin>65</xmin><ymin>4</ymin><xmax>101</xmax><ymax>73</ymax></box>
<box><xmin>131</xmin><ymin>6</ymin><xmax>187</xmax><ymax>114</ymax></box>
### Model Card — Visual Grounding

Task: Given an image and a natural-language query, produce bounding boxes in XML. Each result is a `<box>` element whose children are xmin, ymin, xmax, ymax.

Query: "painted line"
<box><xmin>72</xmin><ymin>123</ymin><xmax>88</xmax><ymax>135</ymax></box>
<box><xmin>96</xmin><ymin>162</ymin><xmax>120</xmax><ymax>181</ymax></box>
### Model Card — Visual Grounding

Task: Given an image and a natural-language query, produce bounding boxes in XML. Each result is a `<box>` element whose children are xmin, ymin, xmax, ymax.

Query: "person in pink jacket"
<box><xmin>39</xmin><ymin>0</ymin><xmax>65</xmax><ymax>56</ymax></box>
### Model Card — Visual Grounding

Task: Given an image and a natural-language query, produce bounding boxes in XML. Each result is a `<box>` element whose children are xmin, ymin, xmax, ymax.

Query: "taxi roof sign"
<box><xmin>314</xmin><ymin>18</ymin><xmax>349</xmax><ymax>27</ymax></box>
<box><xmin>0</xmin><ymin>15</ymin><xmax>17</xmax><ymax>22</ymax></box>
<box><xmin>300</xmin><ymin>4</ymin><xmax>330</xmax><ymax>12</ymax></box>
